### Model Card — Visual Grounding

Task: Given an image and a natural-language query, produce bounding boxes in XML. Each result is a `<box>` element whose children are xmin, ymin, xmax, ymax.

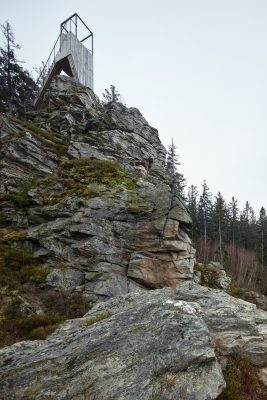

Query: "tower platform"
<box><xmin>34</xmin><ymin>13</ymin><xmax>93</xmax><ymax>108</ymax></box>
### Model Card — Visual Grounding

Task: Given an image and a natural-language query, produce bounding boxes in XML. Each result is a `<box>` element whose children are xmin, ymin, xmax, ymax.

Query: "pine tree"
<box><xmin>0</xmin><ymin>21</ymin><xmax>36</xmax><ymax>117</ymax></box>
<box><xmin>198</xmin><ymin>180</ymin><xmax>212</xmax><ymax>262</ymax></box>
<box><xmin>187</xmin><ymin>185</ymin><xmax>199</xmax><ymax>240</ymax></box>
<box><xmin>259</xmin><ymin>207</ymin><xmax>266</xmax><ymax>268</ymax></box>
<box><xmin>166</xmin><ymin>139</ymin><xmax>186</xmax><ymax>199</ymax></box>
<box><xmin>102</xmin><ymin>85</ymin><xmax>120</xmax><ymax>103</ymax></box>
<box><xmin>166</xmin><ymin>138</ymin><xmax>179</xmax><ymax>179</ymax></box>
<box><xmin>239</xmin><ymin>201</ymin><xmax>257</xmax><ymax>250</ymax></box>
<box><xmin>213</xmin><ymin>192</ymin><xmax>227</xmax><ymax>264</ymax></box>
<box><xmin>175</xmin><ymin>172</ymin><xmax>187</xmax><ymax>201</ymax></box>
<box><xmin>228</xmin><ymin>196</ymin><xmax>239</xmax><ymax>246</ymax></box>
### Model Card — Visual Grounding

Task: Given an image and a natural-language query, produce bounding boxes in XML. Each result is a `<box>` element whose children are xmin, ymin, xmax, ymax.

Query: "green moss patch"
<box><xmin>60</xmin><ymin>158</ymin><xmax>125</xmax><ymax>184</ymax></box>
<box><xmin>0</xmin><ymin>228</ymin><xmax>27</xmax><ymax>242</ymax></box>
<box><xmin>9</xmin><ymin>118</ymin><xmax>68</xmax><ymax>156</ymax></box>
<box><xmin>218</xmin><ymin>354</ymin><xmax>267</xmax><ymax>400</ymax></box>
<box><xmin>39</xmin><ymin>158</ymin><xmax>137</xmax><ymax>206</ymax></box>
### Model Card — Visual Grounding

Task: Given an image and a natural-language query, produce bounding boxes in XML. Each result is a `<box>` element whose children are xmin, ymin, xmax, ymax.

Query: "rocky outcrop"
<box><xmin>1</xmin><ymin>281</ymin><xmax>267</xmax><ymax>399</ymax></box>
<box><xmin>238</xmin><ymin>289</ymin><xmax>267</xmax><ymax>311</ymax></box>
<box><xmin>194</xmin><ymin>261</ymin><xmax>231</xmax><ymax>291</ymax></box>
<box><xmin>0</xmin><ymin>76</ymin><xmax>195</xmax><ymax>303</ymax></box>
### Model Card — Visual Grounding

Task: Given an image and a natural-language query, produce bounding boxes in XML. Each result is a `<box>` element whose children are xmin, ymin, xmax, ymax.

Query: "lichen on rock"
<box><xmin>0</xmin><ymin>75</ymin><xmax>195</xmax><ymax>304</ymax></box>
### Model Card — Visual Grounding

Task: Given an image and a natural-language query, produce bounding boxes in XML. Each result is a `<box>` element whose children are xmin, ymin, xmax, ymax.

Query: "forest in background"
<box><xmin>167</xmin><ymin>141</ymin><xmax>267</xmax><ymax>294</ymax></box>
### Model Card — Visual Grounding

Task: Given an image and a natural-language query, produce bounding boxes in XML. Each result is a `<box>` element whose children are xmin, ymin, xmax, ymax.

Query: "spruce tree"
<box><xmin>213</xmin><ymin>192</ymin><xmax>227</xmax><ymax>264</ymax></box>
<box><xmin>166</xmin><ymin>138</ymin><xmax>179</xmax><ymax>179</ymax></box>
<box><xmin>0</xmin><ymin>21</ymin><xmax>36</xmax><ymax>117</ymax></box>
<box><xmin>259</xmin><ymin>207</ymin><xmax>266</xmax><ymax>268</ymax></box>
<box><xmin>228</xmin><ymin>196</ymin><xmax>239</xmax><ymax>246</ymax></box>
<box><xmin>198</xmin><ymin>180</ymin><xmax>212</xmax><ymax>262</ymax></box>
<box><xmin>102</xmin><ymin>85</ymin><xmax>120</xmax><ymax>103</ymax></box>
<box><xmin>166</xmin><ymin>139</ymin><xmax>186</xmax><ymax>199</ymax></box>
<box><xmin>187</xmin><ymin>185</ymin><xmax>199</xmax><ymax>240</ymax></box>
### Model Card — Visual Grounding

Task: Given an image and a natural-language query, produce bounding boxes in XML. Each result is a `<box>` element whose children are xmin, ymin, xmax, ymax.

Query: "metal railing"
<box><xmin>36</xmin><ymin>33</ymin><xmax>61</xmax><ymax>89</ymax></box>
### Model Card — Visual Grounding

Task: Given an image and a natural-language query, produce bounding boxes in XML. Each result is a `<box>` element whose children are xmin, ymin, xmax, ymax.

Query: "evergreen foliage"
<box><xmin>184</xmin><ymin>179</ymin><xmax>267</xmax><ymax>292</ymax></box>
<box><xmin>166</xmin><ymin>139</ymin><xmax>187</xmax><ymax>200</ymax></box>
<box><xmin>0</xmin><ymin>21</ymin><xmax>36</xmax><ymax>117</ymax></box>
<box><xmin>102</xmin><ymin>84</ymin><xmax>120</xmax><ymax>103</ymax></box>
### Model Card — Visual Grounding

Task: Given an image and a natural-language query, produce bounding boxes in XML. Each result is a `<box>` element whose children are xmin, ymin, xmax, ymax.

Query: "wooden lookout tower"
<box><xmin>34</xmin><ymin>13</ymin><xmax>94</xmax><ymax>108</ymax></box>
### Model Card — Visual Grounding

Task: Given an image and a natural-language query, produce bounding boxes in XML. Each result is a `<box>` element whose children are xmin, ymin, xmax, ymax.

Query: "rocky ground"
<box><xmin>1</xmin><ymin>282</ymin><xmax>267</xmax><ymax>399</ymax></box>
<box><xmin>0</xmin><ymin>76</ymin><xmax>267</xmax><ymax>399</ymax></box>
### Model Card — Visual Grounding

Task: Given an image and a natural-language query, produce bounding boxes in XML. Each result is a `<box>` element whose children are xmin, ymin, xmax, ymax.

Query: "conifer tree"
<box><xmin>259</xmin><ymin>207</ymin><xmax>266</xmax><ymax>268</ymax></box>
<box><xmin>228</xmin><ymin>196</ymin><xmax>239</xmax><ymax>246</ymax></box>
<box><xmin>0</xmin><ymin>21</ymin><xmax>36</xmax><ymax>117</ymax></box>
<box><xmin>166</xmin><ymin>138</ymin><xmax>179</xmax><ymax>179</ymax></box>
<box><xmin>213</xmin><ymin>192</ymin><xmax>227</xmax><ymax>264</ymax></box>
<box><xmin>102</xmin><ymin>85</ymin><xmax>120</xmax><ymax>103</ymax></box>
<box><xmin>175</xmin><ymin>171</ymin><xmax>187</xmax><ymax>201</ymax></box>
<box><xmin>187</xmin><ymin>185</ymin><xmax>199</xmax><ymax>240</ymax></box>
<box><xmin>166</xmin><ymin>139</ymin><xmax>186</xmax><ymax>200</ymax></box>
<box><xmin>198</xmin><ymin>180</ymin><xmax>212</xmax><ymax>262</ymax></box>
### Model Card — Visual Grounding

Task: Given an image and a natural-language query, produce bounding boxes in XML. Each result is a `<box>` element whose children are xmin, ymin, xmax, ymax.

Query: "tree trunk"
<box><xmin>204</xmin><ymin>211</ymin><xmax>207</xmax><ymax>263</ymax></box>
<box><xmin>262</xmin><ymin>228</ymin><xmax>264</xmax><ymax>268</ymax></box>
<box><xmin>219</xmin><ymin>217</ymin><xmax>223</xmax><ymax>264</ymax></box>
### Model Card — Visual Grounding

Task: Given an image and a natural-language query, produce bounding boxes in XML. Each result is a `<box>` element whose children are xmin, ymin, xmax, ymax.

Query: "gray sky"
<box><xmin>2</xmin><ymin>0</ymin><xmax>266</xmax><ymax>214</ymax></box>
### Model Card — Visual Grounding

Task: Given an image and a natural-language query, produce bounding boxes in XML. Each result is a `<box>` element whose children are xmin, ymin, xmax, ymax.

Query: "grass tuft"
<box><xmin>83</xmin><ymin>311</ymin><xmax>112</xmax><ymax>327</ymax></box>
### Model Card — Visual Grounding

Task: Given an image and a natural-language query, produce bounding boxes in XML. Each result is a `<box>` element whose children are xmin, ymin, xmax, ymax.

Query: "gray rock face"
<box><xmin>0</xmin><ymin>283</ymin><xmax>226</xmax><ymax>400</ymax></box>
<box><xmin>173</xmin><ymin>282</ymin><xmax>267</xmax><ymax>369</ymax></box>
<box><xmin>0</xmin><ymin>76</ymin><xmax>195</xmax><ymax>302</ymax></box>
<box><xmin>2</xmin><ymin>282</ymin><xmax>267</xmax><ymax>399</ymax></box>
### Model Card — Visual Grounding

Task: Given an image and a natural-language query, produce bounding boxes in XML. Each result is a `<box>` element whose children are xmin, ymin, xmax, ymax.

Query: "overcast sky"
<box><xmin>2</xmin><ymin>0</ymin><xmax>266</xmax><ymax>214</ymax></box>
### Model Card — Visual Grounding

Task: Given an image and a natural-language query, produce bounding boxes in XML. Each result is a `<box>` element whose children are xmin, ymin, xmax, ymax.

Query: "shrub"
<box><xmin>41</xmin><ymin>291</ymin><xmax>90</xmax><ymax>319</ymax></box>
<box><xmin>0</xmin><ymin>244</ymin><xmax>49</xmax><ymax>289</ymax></box>
<box><xmin>218</xmin><ymin>354</ymin><xmax>267</xmax><ymax>400</ymax></box>
<box><xmin>0</xmin><ymin>175</ymin><xmax>37</xmax><ymax>209</ymax></box>
<box><xmin>0</xmin><ymin>311</ymin><xmax>65</xmax><ymax>347</ymax></box>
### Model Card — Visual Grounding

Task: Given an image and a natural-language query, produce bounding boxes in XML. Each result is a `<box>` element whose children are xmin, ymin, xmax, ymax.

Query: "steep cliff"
<box><xmin>0</xmin><ymin>76</ymin><xmax>195</xmax><ymax>305</ymax></box>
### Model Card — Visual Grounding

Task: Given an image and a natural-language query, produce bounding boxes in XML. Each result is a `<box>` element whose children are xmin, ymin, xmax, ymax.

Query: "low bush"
<box><xmin>218</xmin><ymin>354</ymin><xmax>267</xmax><ymax>400</ymax></box>
<box><xmin>41</xmin><ymin>291</ymin><xmax>90</xmax><ymax>319</ymax></box>
<box><xmin>0</xmin><ymin>244</ymin><xmax>49</xmax><ymax>290</ymax></box>
<box><xmin>0</xmin><ymin>175</ymin><xmax>37</xmax><ymax>209</ymax></box>
<box><xmin>0</xmin><ymin>311</ymin><xmax>65</xmax><ymax>347</ymax></box>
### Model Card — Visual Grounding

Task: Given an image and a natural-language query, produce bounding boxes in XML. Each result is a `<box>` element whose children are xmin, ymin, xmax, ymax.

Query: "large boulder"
<box><xmin>1</xmin><ymin>282</ymin><xmax>267</xmax><ymax>399</ymax></box>
<box><xmin>0</xmin><ymin>283</ymin><xmax>225</xmax><ymax>400</ymax></box>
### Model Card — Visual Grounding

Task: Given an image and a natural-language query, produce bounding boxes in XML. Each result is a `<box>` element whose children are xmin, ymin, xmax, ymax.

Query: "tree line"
<box><xmin>0</xmin><ymin>21</ymin><xmax>36</xmax><ymax>117</ymax></box>
<box><xmin>166</xmin><ymin>140</ymin><xmax>267</xmax><ymax>293</ymax></box>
